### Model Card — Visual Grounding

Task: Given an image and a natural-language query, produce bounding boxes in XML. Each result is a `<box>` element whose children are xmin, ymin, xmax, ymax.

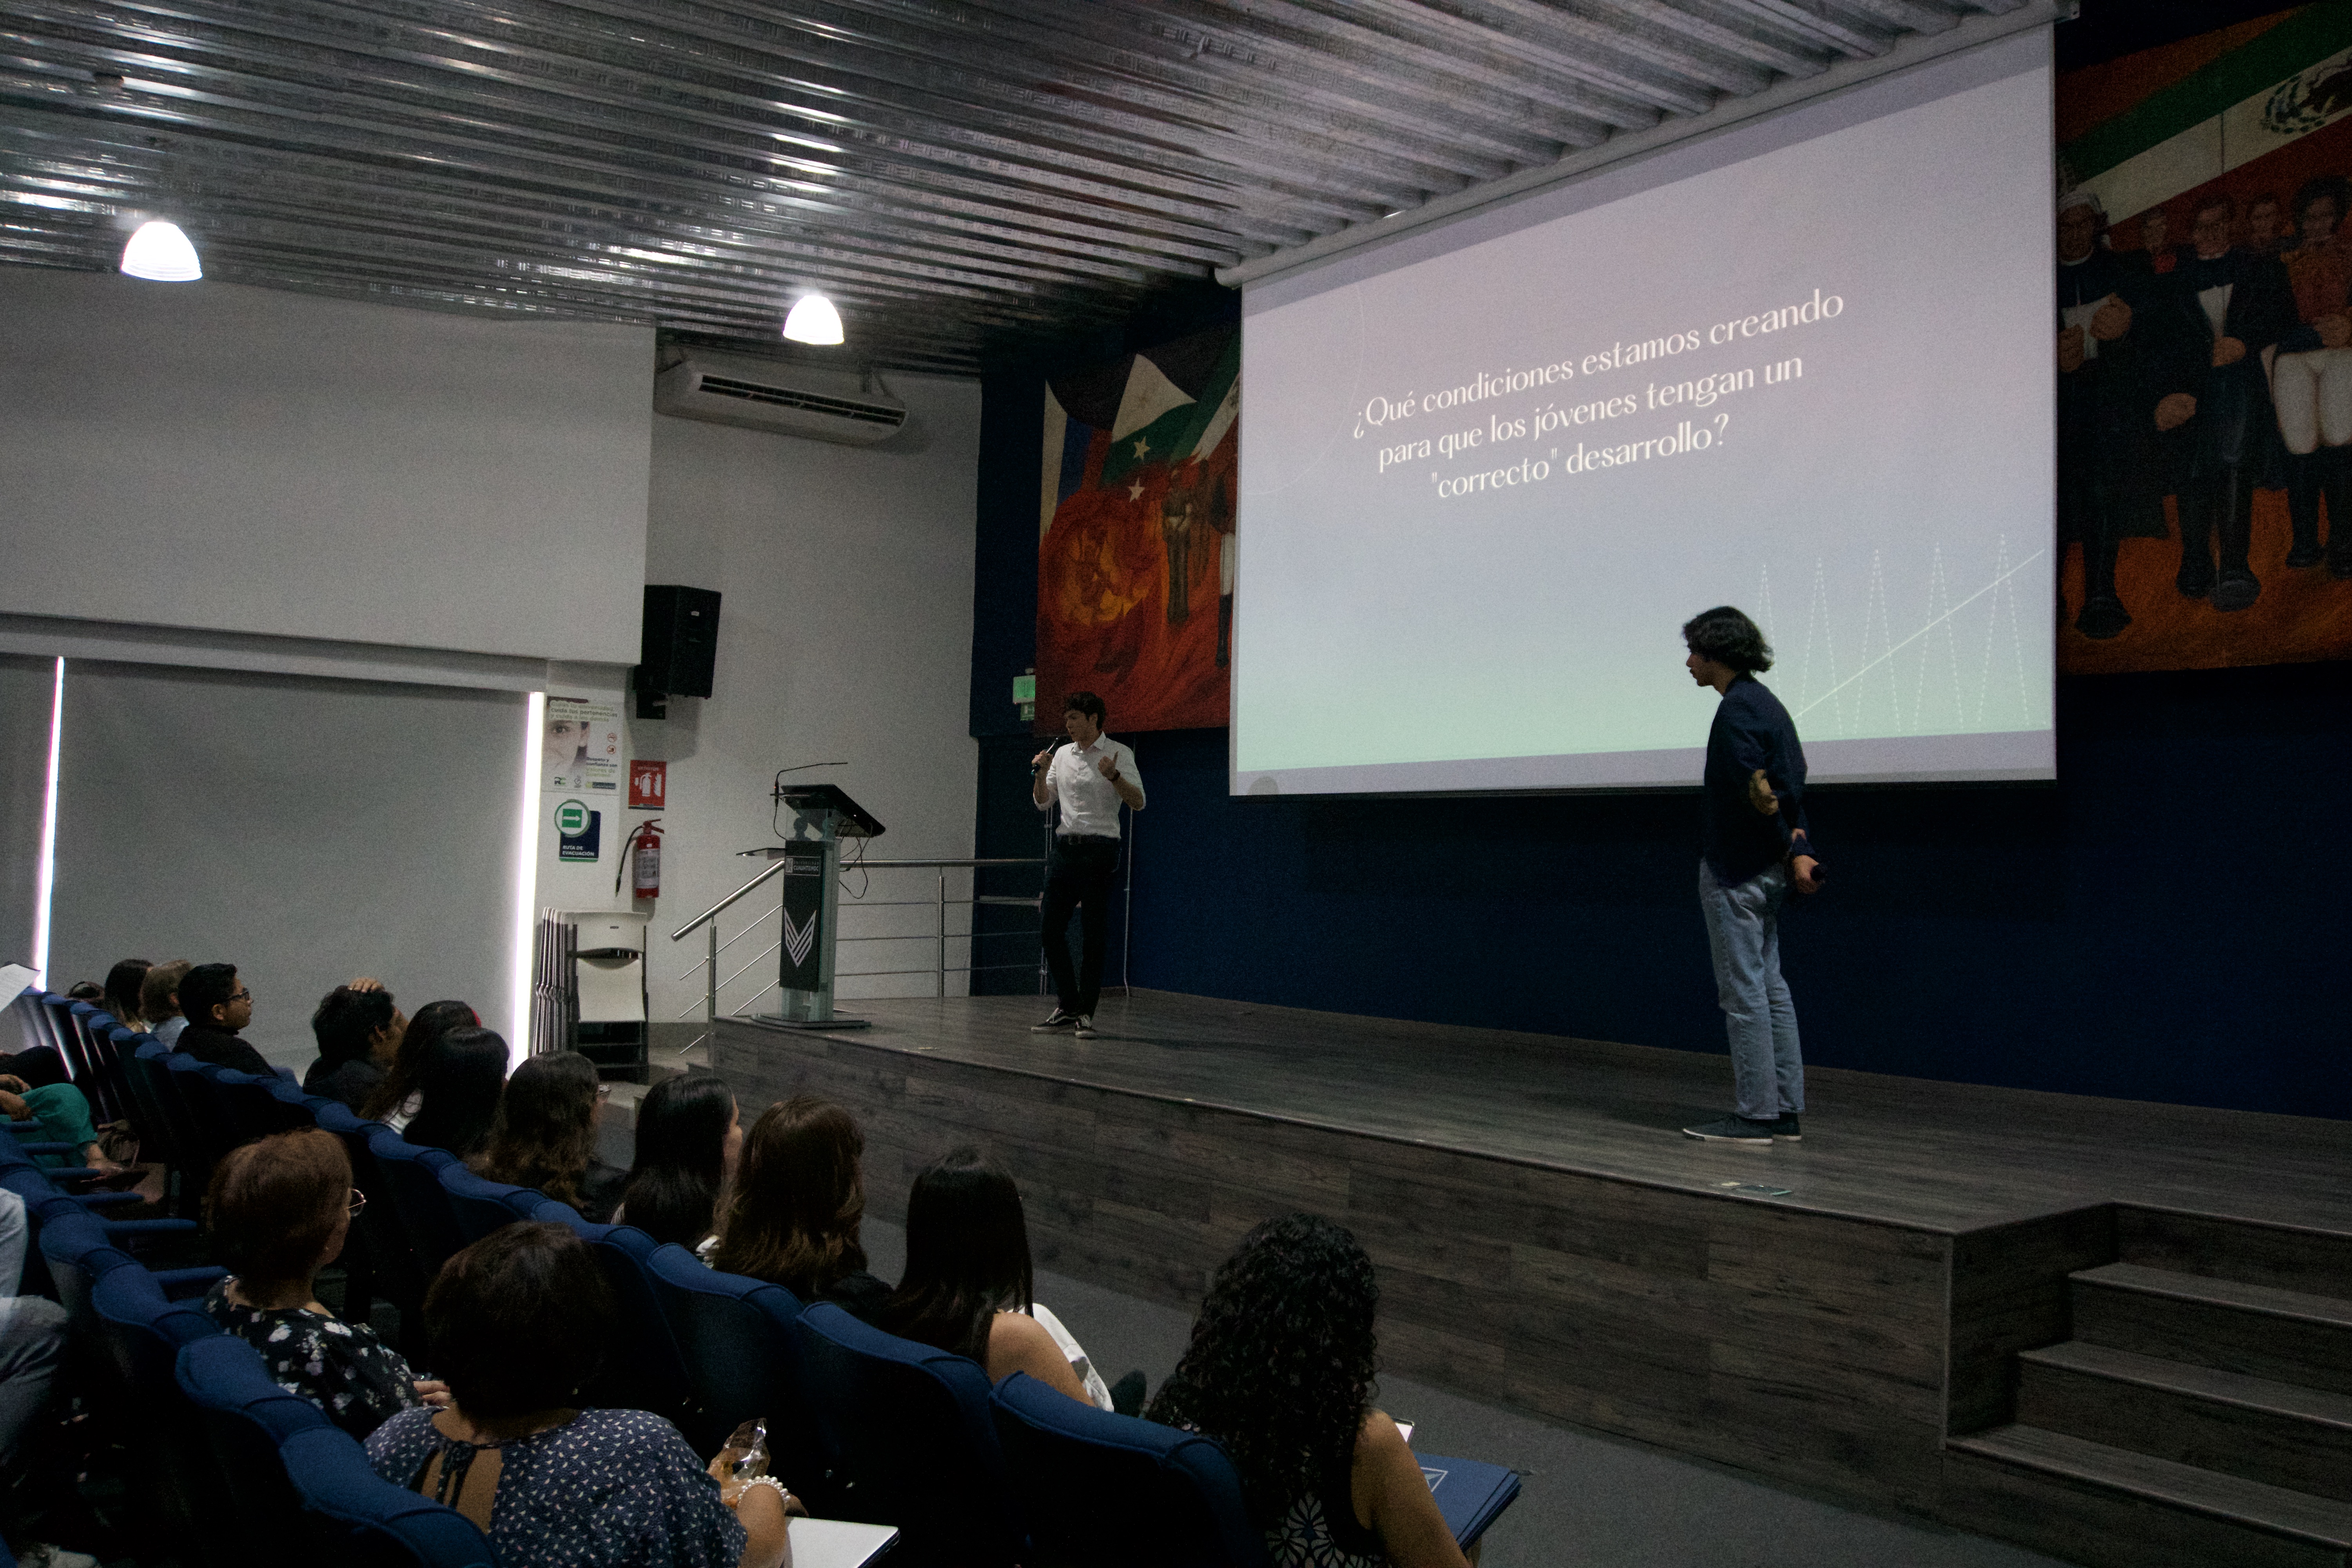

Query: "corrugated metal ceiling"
<box><xmin>2</xmin><ymin>0</ymin><xmax>2031</xmax><ymax>372</ymax></box>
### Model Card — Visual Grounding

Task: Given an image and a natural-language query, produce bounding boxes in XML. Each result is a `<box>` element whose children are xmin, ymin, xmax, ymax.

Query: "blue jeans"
<box><xmin>1699</xmin><ymin>860</ymin><xmax>1804</xmax><ymax>1121</ymax></box>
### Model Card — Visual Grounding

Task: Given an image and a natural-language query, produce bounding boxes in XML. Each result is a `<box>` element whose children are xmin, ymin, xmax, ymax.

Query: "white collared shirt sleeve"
<box><xmin>1042</xmin><ymin>736</ymin><xmax>1142</xmax><ymax>836</ymax></box>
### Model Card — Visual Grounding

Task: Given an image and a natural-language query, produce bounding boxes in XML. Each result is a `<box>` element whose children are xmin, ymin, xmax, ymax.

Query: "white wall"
<box><xmin>635</xmin><ymin>376</ymin><xmax>982</xmax><ymax>1027</ymax></box>
<box><xmin>0</xmin><ymin>270</ymin><xmax>651</xmax><ymax>665</ymax></box>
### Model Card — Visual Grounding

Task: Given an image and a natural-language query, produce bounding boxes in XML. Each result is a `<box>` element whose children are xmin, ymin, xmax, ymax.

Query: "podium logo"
<box><xmin>782</xmin><ymin>907</ymin><xmax>817</xmax><ymax>968</ymax></box>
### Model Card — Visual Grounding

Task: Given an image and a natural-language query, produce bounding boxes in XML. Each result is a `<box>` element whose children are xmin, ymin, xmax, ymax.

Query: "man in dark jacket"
<box><xmin>2160</xmin><ymin>192</ymin><xmax>2298</xmax><ymax>610</ymax></box>
<box><xmin>1678</xmin><ymin>607</ymin><xmax>1820</xmax><ymax>1147</ymax></box>
<box><xmin>303</xmin><ymin>981</ymin><xmax>403</xmax><ymax>1112</ymax></box>
<box><xmin>174</xmin><ymin>964</ymin><xmax>276</xmax><ymax>1078</ymax></box>
<box><xmin>2058</xmin><ymin>189</ymin><xmax>2175</xmax><ymax>639</ymax></box>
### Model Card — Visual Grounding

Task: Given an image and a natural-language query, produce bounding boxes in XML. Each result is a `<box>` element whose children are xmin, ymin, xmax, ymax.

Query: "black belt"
<box><xmin>1054</xmin><ymin>832</ymin><xmax>1118</xmax><ymax>843</ymax></box>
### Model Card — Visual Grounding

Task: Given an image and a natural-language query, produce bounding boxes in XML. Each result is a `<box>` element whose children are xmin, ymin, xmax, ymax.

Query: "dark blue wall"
<box><xmin>973</xmin><ymin>350</ymin><xmax>2351</xmax><ymax>1116</ymax></box>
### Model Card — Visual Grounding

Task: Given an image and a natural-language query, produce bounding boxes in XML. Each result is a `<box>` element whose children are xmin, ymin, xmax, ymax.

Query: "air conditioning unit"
<box><xmin>653</xmin><ymin>352</ymin><xmax>908</xmax><ymax>446</ymax></box>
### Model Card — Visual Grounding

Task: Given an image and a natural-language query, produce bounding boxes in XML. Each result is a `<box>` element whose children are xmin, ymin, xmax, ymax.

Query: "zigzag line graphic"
<box><xmin>782</xmin><ymin>907</ymin><xmax>817</xmax><ymax>968</ymax></box>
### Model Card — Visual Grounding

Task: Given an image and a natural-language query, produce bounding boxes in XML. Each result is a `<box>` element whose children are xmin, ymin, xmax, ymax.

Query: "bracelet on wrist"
<box><xmin>733</xmin><ymin>1475</ymin><xmax>789</xmax><ymax>1508</ymax></box>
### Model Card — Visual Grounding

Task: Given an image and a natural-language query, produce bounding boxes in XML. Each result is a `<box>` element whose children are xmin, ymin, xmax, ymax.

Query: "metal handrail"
<box><xmin>671</xmin><ymin>857</ymin><xmax>792</xmax><ymax>942</ymax></box>
<box><xmin>670</xmin><ymin>854</ymin><xmax>1046</xmax><ymax>1050</ymax></box>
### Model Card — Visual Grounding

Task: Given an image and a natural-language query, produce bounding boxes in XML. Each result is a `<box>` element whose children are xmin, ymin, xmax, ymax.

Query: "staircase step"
<box><xmin>2119</xmin><ymin>1208</ymin><xmax>2352</xmax><ymax>1301</ymax></box>
<box><xmin>2073</xmin><ymin>1263</ymin><xmax>2352</xmax><ymax>1394</ymax></box>
<box><xmin>2018</xmin><ymin>1341</ymin><xmax>2352</xmax><ymax>1502</ymax></box>
<box><xmin>1947</xmin><ymin>1423</ymin><xmax>2352</xmax><ymax>1568</ymax></box>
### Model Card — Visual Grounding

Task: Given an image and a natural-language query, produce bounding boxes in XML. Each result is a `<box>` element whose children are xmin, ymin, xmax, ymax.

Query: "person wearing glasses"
<box><xmin>201</xmin><ymin>1127</ymin><xmax>448</xmax><ymax>1439</ymax></box>
<box><xmin>173</xmin><ymin>962</ymin><xmax>277</xmax><ymax>1078</ymax></box>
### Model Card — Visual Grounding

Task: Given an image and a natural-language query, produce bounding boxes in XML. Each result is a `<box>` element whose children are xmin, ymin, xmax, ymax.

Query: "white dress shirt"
<box><xmin>1040</xmin><ymin>734</ymin><xmax>1143</xmax><ymax>838</ymax></box>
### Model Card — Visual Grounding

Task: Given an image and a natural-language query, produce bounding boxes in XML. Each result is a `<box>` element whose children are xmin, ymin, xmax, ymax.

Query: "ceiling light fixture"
<box><xmin>120</xmin><ymin>219</ymin><xmax>201</xmax><ymax>281</ymax></box>
<box><xmin>783</xmin><ymin>292</ymin><xmax>844</xmax><ymax>345</ymax></box>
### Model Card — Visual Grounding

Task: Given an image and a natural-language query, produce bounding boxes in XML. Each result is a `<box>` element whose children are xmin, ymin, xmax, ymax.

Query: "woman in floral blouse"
<box><xmin>201</xmin><ymin>1127</ymin><xmax>444</xmax><ymax>1439</ymax></box>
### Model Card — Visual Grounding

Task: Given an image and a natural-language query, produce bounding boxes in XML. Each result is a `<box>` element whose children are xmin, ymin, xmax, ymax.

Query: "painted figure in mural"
<box><xmin>2158</xmin><ymin>193</ymin><xmax>2297</xmax><ymax>612</ymax></box>
<box><xmin>2274</xmin><ymin>174</ymin><xmax>2352</xmax><ymax>577</ymax></box>
<box><xmin>2137</xmin><ymin>205</ymin><xmax>2178</xmax><ymax>275</ymax></box>
<box><xmin>2247</xmin><ymin>192</ymin><xmax>2289</xmax><ymax>258</ymax></box>
<box><xmin>1160</xmin><ymin>462</ymin><xmax>1201</xmax><ymax>626</ymax></box>
<box><xmin>2057</xmin><ymin>189</ymin><xmax>2172</xmax><ymax>640</ymax></box>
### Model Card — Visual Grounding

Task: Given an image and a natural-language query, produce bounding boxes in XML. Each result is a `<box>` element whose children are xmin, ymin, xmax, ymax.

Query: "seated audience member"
<box><xmin>471</xmin><ymin>1051</ymin><xmax>627</xmax><ymax>1223</ymax></box>
<box><xmin>1150</xmin><ymin>1214</ymin><xmax>1472</xmax><ymax>1568</ymax></box>
<box><xmin>615</xmin><ymin>1075</ymin><xmax>741</xmax><ymax>1249</ymax></box>
<box><xmin>173</xmin><ymin>964</ymin><xmax>276</xmax><ymax>1077</ymax></box>
<box><xmin>0</xmin><ymin>1189</ymin><xmax>76</xmax><ymax>1565</ymax></box>
<box><xmin>367</xmin><ymin>1223</ymin><xmax>789</xmax><ymax>1568</ymax></box>
<box><xmin>305</xmin><ymin>981</ymin><xmax>406</xmax><ymax>1111</ymax></box>
<box><xmin>140</xmin><ymin>958</ymin><xmax>193</xmax><ymax>1047</ymax></box>
<box><xmin>878</xmin><ymin>1147</ymin><xmax>1118</xmax><ymax>1411</ymax></box>
<box><xmin>100</xmin><ymin>959</ymin><xmax>152</xmax><ymax>1031</ymax></box>
<box><xmin>710</xmin><ymin>1096</ymin><xmax>889</xmax><ymax>1317</ymax></box>
<box><xmin>63</xmin><ymin>982</ymin><xmax>102</xmax><ymax>1004</ymax></box>
<box><xmin>0</xmin><ymin>1074</ymin><xmax>121</xmax><ymax>1174</ymax></box>
<box><xmin>360</xmin><ymin>999</ymin><xmax>479</xmax><ymax>1130</ymax></box>
<box><xmin>202</xmin><ymin>1128</ymin><xmax>441</xmax><ymax>1439</ymax></box>
<box><xmin>401</xmin><ymin>1027</ymin><xmax>508</xmax><ymax>1159</ymax></box>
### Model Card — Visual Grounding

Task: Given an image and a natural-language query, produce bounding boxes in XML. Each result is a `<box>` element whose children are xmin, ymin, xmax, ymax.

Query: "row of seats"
<box><xmin>9</xmin><ymin>995</ymin><xmax>1276</xmax><ymax>1568</ymax></box>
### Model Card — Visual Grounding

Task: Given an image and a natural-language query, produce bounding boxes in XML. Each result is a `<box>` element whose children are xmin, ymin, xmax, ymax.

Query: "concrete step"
<box><xmin>2017</xmin><ymin>1339</ymin><xmax>2352</xmax><ymax>1502</ymax></box>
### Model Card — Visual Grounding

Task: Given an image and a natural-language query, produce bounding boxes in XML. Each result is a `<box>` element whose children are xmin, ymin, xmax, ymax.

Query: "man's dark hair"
<box><xmin>1681</xmin><ymin>606</ymin><xmax>1773</xmax><ymax>674</ymax></box>
<box><xmin>180</xmin><ymin>964</ymin><xmax>241</xmax><ymax>1029</ymax></box>
<box><xmin>1062</xmin><ymin>690</ymin><xmax>1107</xmax><ymax>726</ymax></box>
<box><xmin>425</xmin><ymin>1221</ymin><xmax>615</xmax><ymax>1418</ymax></box>
<box><xmin>311</xmin><ymin>985</ymin><xmax>396</xmax><ymax>1067</ymax></box>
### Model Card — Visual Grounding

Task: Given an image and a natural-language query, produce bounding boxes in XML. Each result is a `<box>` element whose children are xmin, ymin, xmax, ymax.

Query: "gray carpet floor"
<box><xmin>860</xmin><ymin>1218</ymin><xmax>2066</xmax><ymax>1568</ymax></box>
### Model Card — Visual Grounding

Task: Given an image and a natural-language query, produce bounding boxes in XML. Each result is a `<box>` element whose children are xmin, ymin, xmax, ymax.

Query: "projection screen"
<box><xmin>1232</xmin><ymin>30</ymin><xmax>2054</xmax><ymax>796</ymax></box>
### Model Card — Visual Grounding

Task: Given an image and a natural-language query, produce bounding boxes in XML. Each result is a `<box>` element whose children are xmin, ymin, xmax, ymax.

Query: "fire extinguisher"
<box><xmin>617</xmin><ymin>819</ymin><xmax>661</xmax><ymax>900</ymax></box>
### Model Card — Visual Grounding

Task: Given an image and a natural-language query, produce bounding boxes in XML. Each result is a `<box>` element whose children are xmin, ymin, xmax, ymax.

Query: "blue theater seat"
<box><xmin>436</xmin><ymin>1159</ymin><xmax>547</xmax><ymax>1245</ymax></box>
<box><xmin>640</xmin><ymin>1240</ymin><xmax>815</xmax><ymax>1468</ymax></box>
<box><xmin>365</xmin><ymin>1128</ymin><xmax>468</xmax><ymax>1285</ymax></box>
<box><xmin>530</xmin><ymin>1210</ymin><xmax>698</xmax><ymax>1433</ymax></box>
<box><xmin>64</xmin><ymin>1002</ymin><xmax>129</xmax><ymax>1122</ymax></box>
<box><xmin>206</xmin><ymin>1065</ymin><xmax>318</xmax><ymax>1143</ymax></box>
<box><xmin>176</xmin><ymin>1334</ymin><xmax>495</xmax><ymax>1568</ymax></box>
<box><xmin>317</xmin><ymin>1105</ymin><xmax>426</xmax><ymax>1354</ymax></box>
<box><xmin>989</xmin><ymin>1371</ymin><xmax>1269</xmax><ymax>1568</ymax></box>
<box><xmin>89</xmin><ymin>1258</ymin><xmax>239</xmax><ymax>1564</ymax></box>
<box><xmin>792</xmin><ymin>1299</ymin><xmax>1024</xmax><ymax>1568</ymax></box>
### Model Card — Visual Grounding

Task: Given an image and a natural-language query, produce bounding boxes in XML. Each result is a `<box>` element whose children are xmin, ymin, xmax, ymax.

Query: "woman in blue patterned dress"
<box><xmin>366</xmin><ymin>1222</ymin><xmax>793</xmax><ymax>1568</ymax></box>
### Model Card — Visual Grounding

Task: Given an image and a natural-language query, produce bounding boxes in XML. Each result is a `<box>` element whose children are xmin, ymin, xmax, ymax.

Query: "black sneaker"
<box><xmin>1772</xmin><ymin>1114</ymin><xmax>1803</xmax><ymax>1142</ymax></box>
<box><xmin>1031</xmin><ymin>1009</ymin><xmax>1082</xmax><ymax>1032</ymax></box>
<box><xmin>1073</xmin><ymin>1015</ymin><xmax>1097</xmax><ymax>1038</ymax></box>
<box><xmin>2211</xmin><ymin>568</ymin><xmax>2261</xmax><ymax>612</ymax></box>
<box><xmin>1681</xmin><ymin>1114</ymin><xmax>1775</xmax><ymax>1144</ymax></box>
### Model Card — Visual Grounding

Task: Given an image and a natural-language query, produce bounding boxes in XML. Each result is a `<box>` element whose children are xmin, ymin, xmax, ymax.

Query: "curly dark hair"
<box><xmin>1145</xmin><ymin>1213</ymin><xmax>1379</xmax><ymax>1529</ymax></box>
<box><xmin>1681</xmin><ymin>604</ymin><xmax>1773</xmax><ymax>673</ymax></box>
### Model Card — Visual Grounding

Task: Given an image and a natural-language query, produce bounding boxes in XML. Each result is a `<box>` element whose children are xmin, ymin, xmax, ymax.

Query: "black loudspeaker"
<box><xmin>639</xmin><ymin>585</ymin><xmax>721</xmax><ymax>699</ymax></box>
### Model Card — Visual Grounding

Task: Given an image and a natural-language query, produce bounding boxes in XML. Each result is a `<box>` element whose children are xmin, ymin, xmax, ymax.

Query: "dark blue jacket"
<box><xmin>1701</xmin><ymin>677</ymin><xmax>1815</xmax><ymax>887</ymax></box>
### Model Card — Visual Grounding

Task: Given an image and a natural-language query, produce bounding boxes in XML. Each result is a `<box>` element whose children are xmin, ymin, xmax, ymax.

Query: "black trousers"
<box><xmin>1040</xmin><ymin>834</ymin><xmax>1119</xmax><ymax>1016</ymax></box>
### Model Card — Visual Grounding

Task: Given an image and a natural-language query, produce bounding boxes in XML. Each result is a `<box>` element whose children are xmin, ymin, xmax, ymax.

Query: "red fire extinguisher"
<box><xmin>617</xmin><ymin>819</ymin><xmax>662</xmax><ymax>900</ymax></box>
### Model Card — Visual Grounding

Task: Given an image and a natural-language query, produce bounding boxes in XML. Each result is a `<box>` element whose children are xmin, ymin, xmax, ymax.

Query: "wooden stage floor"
<box><xmin>712</xmin><ymin>990</ymin><xmax>2352</xmax><ymax>1548</ymax></box>
<box><xmin>735</xmin><ymin>989</ymin><xmax>2352</xmax><ymax>1237</ymax></box>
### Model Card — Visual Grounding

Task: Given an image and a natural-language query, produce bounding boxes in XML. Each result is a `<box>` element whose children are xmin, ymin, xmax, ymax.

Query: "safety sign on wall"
<box><xmin>543</xmin><ymin>698</ymin><xmax>621</xmax><ymax>793</ymax></box>
<box><xmin>555</xmin><ymin>799</ymin><xmax>602</xmax><ymax>862</ymax></box>
<box><xmin>630</xmin><ymin>760</ymin><xmax>667</xmax><ymax>810</ymax></box>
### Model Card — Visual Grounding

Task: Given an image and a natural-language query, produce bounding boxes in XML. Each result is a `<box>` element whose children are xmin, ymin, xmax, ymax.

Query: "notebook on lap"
<box><xmin>1417</xmin><ymin>1452</ymin><xmax>1523</xmax><ymax>1547</ymax></box>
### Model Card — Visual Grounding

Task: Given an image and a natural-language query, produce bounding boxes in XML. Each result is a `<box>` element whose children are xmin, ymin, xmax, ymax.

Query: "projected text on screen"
<box><xmin>1232</xmin><ymin>34</ymin><xmax>2055</xmax><ymax>795</ymax></box>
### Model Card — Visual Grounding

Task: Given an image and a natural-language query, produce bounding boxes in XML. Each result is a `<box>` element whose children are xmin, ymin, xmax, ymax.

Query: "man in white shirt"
<box><xmin>1029</xmin><ymin>691</ymin><xmax>1144</xmax><ymax>1038</ymax></box>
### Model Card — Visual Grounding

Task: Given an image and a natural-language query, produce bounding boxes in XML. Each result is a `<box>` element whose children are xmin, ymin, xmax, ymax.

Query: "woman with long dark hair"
<box><xmin>472</xmin><ymin>1051</ymin><xmax>627</xmax><ymax>1222</ymax></box>
<box><xmin>615</xmin><ymin>1076</ymin><xmax>740</xmax><ymax>1249</ymax></box>
<box><xmin>1148</xmin><ymin>1214</ymin><xmax>1471</xmax><ymax>1568</ymax></box>
<box><xmin>708</xmin><ymin>1096</ymin><xmax>886</xmax><ymax>1316</ymax></box>
<box><xmin>361</xmin><ymin>1000</ymin><xmax>479</xmax><ymax>1128</ymax></box>
<box><xmin>876</xmin><ymin>1147</ymin><xmax>1109</xmax><ymax>1408</ymax></box>
<box><xmin>101</xmin><ymin>958</ymin><xmax>152</xmax><ymax>1031</ymax></box>
<box><xmin>400</xmin><ymin>1026</ymin><xmax>508</xmax><ymax>1161</ymax></box>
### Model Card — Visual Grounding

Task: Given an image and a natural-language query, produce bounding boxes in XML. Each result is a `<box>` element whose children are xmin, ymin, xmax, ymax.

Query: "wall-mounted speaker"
<box><xmin>638</xmin><ymin>585</ymin><xmax>721</xmax><ymax>711</ymax></box>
